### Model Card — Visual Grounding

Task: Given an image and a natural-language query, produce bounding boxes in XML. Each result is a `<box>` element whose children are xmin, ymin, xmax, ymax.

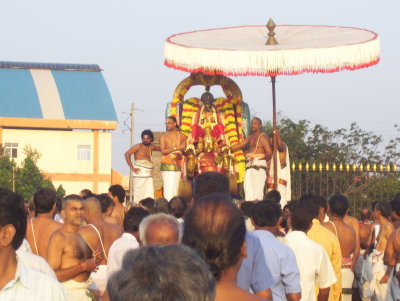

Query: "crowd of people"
<box><xmin>1</xmin><ymin>172</ymin><xmax>400</xmax><ymax>301</ymax></box>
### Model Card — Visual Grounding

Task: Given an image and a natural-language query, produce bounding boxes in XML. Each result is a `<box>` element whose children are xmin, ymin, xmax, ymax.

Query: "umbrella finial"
<box><xmin>266</xmin><ymin>18</ymin><xmax>278</xmax><ymax>45</ymax></box>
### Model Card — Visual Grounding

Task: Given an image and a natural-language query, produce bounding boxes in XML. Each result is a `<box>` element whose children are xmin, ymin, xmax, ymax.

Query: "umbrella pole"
<box><xmin>271</xmin><ymin>76</ymin><xmax>278</xmax><ymax>190</ymax></box>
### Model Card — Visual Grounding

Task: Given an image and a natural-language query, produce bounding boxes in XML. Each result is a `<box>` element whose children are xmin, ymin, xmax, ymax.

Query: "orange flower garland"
<box><xmin>168</xmin><ymin>75</ymin><xmax>247</xmax><ymax>183</ymax></box>
<box><xmin>215</xmin><ymin>97</ymin><xmax>246</xmax><ymax>183</ymax></box>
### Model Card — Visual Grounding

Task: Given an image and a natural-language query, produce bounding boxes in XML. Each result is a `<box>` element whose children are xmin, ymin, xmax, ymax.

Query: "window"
<box><xmin>5</xmin><ymin>143</ymin><xmax>18</xmax><ymax>158</ymax></box>
<box><xmin>77</xmin><ymin>145</ymin><xmax>91</xmax><ymax>160</ymax></box>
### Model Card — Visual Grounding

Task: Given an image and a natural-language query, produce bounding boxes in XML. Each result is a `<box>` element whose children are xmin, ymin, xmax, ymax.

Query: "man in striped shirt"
<box><xmin>0</xmin><ymin>188</ymin><xmax>67</xmax><ymax>300</ymax></box>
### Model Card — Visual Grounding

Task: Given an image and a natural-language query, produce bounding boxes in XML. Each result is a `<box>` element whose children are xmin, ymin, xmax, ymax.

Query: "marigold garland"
<box><xmin>168</xmin><ymin>80</ymin><xmax>247</xmax><ymax>183</ymax></box>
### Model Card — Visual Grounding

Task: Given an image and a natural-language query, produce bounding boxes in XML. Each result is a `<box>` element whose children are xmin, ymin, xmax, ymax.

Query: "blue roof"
<box><xmin>0</xmin><ymin>61</ymin><xmax>101</xmax><ymax>71</ymax></box>
<box><xmin>0</xmin><ymin>61</ymin><xmax>117</xmax><ymax>122</ymax></box>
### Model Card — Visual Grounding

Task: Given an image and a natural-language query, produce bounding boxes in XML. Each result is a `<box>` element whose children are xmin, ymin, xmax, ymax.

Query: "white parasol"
<box><xmin>164</xmin><ymin>22</ymin><xmax>381</xmax><ymax>188</ymax></box>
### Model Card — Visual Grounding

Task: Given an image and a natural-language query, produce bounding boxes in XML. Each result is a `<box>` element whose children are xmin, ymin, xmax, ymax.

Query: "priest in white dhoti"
<box><xmin>267</xmin><ymin>132</ymin><xmax>291</xmax><ymax>208</ymax></box>
<box><xmin>160</xmin><ymin>116</ymin><xmax>187</xmax><ymax>201</ymax></box>
<box><xmin>231</xmin><ymin>118</ymin><xmax>273</xmax><ymax>201</ymax></box>
<box><xmin>125</xmin><ymin>130</ymin><xmax>160</xmax><ymax>202</ymax></box>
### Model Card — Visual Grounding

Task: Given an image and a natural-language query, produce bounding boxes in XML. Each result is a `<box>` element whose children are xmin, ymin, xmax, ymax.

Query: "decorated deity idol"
<box><xmin>191</xmin><ymin>89</ymin><xmax>225</xmax><ymax>145</ymax></box>
<box><xmin>167</xmin><ymin>73</ymin><xmax>251</xmax><ymax>192</ymax></box>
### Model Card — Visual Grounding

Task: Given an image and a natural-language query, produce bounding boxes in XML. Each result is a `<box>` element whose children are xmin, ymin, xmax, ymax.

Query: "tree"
<box><xmin>0</xmin><ymin>155</ymin><xmax>15</xmax><ymax>190</ymax></box>
<box><xmin>56</xmin><ymin>185</ymin><xmax>66</xmax><ymax>201</ymax></box>
<box><xmin>262</xmin><ymin>114</ymin><xmax>400</xmax><ymax>215</ymax></box>
<box><xmin>0</xmin><ymin>145</ymin><xmax>65</xmax><ymax>201</ymax></box>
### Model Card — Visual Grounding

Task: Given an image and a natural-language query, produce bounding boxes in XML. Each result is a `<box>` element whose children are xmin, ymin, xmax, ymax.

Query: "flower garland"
<box><xmin>168</xmin><ymin>76</ymin><xmax>246</xmax><ymax>183</ymax></box>
<box><xmin>215</xmin><ymin>97</ymin><xmax>246</xmax><ymax>183</ymax></box>
<box><xmin>169</xmin><ymin>79</ymin><xmax>193</xmax><ymax>124</ymax></box>
<box><xmin>180</xmin><ymin>97</ymin><xmax>200</xmax><ymax>137</ymax></box>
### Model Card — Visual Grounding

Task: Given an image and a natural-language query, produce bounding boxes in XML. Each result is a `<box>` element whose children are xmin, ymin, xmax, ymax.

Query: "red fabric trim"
<box><xmin>216</xmin><ymin>99</ymin><xmax>230</xmax><ymax>108</ymax></box>
<box><xmin>224</xmin><ymin>113</ymin><xmax>235</xmax><ymax>119</ymax></box>
<box><xmin>165</xmin><ymin>58</ymin><xmax>380</xmax><ymax>77</ymax></box>
<box><xmin>225</xmin><ymin>128</ymin><xmax>237</xmax><ymax>134</ymax></box>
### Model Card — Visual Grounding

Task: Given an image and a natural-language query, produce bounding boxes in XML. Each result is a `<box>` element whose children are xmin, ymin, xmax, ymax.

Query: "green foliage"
<box><xmin>0</xmin><ymin>155</ymin><xmax>15</xmax><ymax>190</ymax></box>
<box><xmin>56</xmin><ymin>185</ymin><xmax>66</xmax><ymax>200</ymax></box>
<box><xmin>261</xmin><ymin>114</ymin><xmax>400</xmax><ymax>215</ymax></box>
<box><xmin>263</xmin><ymin>114</ymin><xmax>395</xmax><ymax>165</ymax></box>
<box><xmin>0</xmin><ymin>145</ymin><xmax>56</xmax><ymax>200</ymax></box>
<box><xmin>15</xmin><ymin>154</ymin><xmax>55</xmax><ymax>201</ymax></box>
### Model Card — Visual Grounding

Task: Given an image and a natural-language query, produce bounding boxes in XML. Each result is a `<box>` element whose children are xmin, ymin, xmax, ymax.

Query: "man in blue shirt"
<box><xmin>237</xmin><ymin>231</ymin><xmax>275</xmax><ymax>299</ymax></box>
<box><xmin>250</xmin><ymin>200</ymin><xmax>302</xmax><ymax>301</ymax></box>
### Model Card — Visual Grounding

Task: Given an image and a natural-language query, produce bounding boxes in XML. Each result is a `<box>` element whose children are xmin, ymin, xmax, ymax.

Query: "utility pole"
<box><xmin>129</xmin><ymin>103</ymin><xmax>135</xmax><ymax>204</ymax></box>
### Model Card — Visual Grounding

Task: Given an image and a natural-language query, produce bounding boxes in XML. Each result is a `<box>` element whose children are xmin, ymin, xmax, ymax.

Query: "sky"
<box><xmin>1</xmin><ymin>0</ymin><xmax>398</xmax><ymax>174</ymax></box>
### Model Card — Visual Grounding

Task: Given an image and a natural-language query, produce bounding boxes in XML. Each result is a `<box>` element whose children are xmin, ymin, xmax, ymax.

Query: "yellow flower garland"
<box><xmin>168</xmin><ymin>78</ymin><xmax>246</xmax><ymax>183</ymax></box>
<box><xmin>215</xmin><ymin>97</ymin><xmax>246</xmax><ymax>183</ymax></box>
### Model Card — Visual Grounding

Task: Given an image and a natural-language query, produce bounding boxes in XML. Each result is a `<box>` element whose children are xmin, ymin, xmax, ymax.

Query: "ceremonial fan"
<box><xmin>164</xmin><ymin>19</ymin><xmax>380</xmax><ymax>187</ymax></box>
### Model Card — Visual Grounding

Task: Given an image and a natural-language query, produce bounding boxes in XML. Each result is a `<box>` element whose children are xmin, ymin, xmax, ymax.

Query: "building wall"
<box><xmin>1</xmin><ymin>128</ymin><xmax>112</xmax><ymax>194</ymax></box>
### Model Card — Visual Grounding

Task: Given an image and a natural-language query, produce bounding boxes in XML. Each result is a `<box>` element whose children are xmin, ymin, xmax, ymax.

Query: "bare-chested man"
<box><xmin>363</xmin><ymin>201</ymin><xmax>394</xmax><ymax>300</ymax></box>
<box><xmin>108</xmin><ymin>184</ymin><xmax>126</xmax><ymax>229</ymax></box>
<box><xmin>160</xmin><ymin>116</ymin><xmax>186</xmax><ymax>201</ymax></box>
<box><xmin>343</xmin><ymin>214</ymin><xmax>360</xmax><ymax>271</ymax></box>
<box><xmin>383</xmin><ymin>197</ymin><xmax>400</xmax><ymax>301</ymax></box>
<box><xmin>25</xmin><ymin>188</ymin><xmax>62</xmax><ymax>259</ymax></box>
<box><xmin>231</xmin><ymin>117</ymin><xmax>272</xmax><ymax>201</ymax></box>
<box><xmin>324</xmin><ymin>195</ymin><xmax>356</xmax><ymax>301</ymax></box>
<box><xmin>384</xmin><ymin>229</ymin><xmax>400</xmax><ymax>301</ymax></box>
<box><xmin>353</xmin><ymin>208</ymin><xmax>374</xmax><ymax>299</ymax></box>
<box><xmin>79</xmin><ymin>197</ymin><xmax>122</xmax><ymax>300</ymax></box>
<box><xmin>125</xmin><ymin>129</ymin><xmax>160</xmax><ymax>202</ymax></box>
<box><xmin>95</xmin><ymin>193</ymin><xmax>120</xmax><ymax>228</ymax></box>
<box><xmin>360</xmin><ymin>209</ymin><xmax>373</xmax><ymax>249</ymax></box>
<box><xmin>47</xmin><ymin>194</ymin><xmax>101</xmax><ymax>301</ymax></box>
<box><xmin>267</xmin><ymin>130</ymin><xmax>290</xmax><ymax>207</ymax></box>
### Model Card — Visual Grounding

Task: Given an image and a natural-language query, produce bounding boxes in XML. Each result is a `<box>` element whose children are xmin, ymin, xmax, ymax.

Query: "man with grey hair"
<box><xmin>139</xmin><ymin>213</ymin><xmax>181</xmax><ymax>246</ymax></box>
<box><xmin>107</xmin><ymin>244</ymin><xmax>216</xmax><ymax>301</ymax></box>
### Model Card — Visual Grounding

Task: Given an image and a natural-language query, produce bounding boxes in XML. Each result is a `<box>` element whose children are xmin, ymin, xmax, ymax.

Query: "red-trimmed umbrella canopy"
<box><xmin>164</xmin><ymin>24</ymin><xmax>380</xmax><ymax>187</ymax></box>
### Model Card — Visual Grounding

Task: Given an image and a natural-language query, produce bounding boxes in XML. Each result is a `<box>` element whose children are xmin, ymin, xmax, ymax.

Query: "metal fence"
<box><xmin>291</xmin><ymin>162</ymin><xmax>399</xmax><ymax>216</ymax></box>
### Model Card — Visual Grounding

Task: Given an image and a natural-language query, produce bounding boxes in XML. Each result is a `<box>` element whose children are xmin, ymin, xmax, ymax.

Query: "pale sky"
<box><xmin>1</xmin><ymin>0</ymin><xmax>398</xmax><ymax>174</ymax></box>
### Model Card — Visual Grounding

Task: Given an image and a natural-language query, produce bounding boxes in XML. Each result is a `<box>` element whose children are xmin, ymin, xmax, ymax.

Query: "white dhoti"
<box><xmin>132</xmin><ymin>160</ymin><xmax>154</xmax><ymax>202</ymax></box>
<box><xmin>89</xmin><ymin>264</ymin><xmax>107</xmax><ymax>300</ymax></box>
<box><xmin>267</xmin><ymin>149</ymin><xmax>291</xmax><ymax>207</ymax></box>
<box><xmin>162</xmin><ymin>171</ymin><xmax>181</xmax><ymax>201</ymax></box>
<box><xmin>361</xmin><ymin>253</ymin><xmax>373</xmax><ymax>301</ymax></box>
<box><xmin>161</xmin><ymin>153</ymin><xmax>182</xmax><ymax>201</ymax></box>
<box><xmin>62</xmin><ymin>278</ymin><xmax>93</xmax><ymax>301</ymax></box>
<box><xmin>244</xmin><ymin>158</ymin><xmax>267</xmax><ymax>201</ymax></box>
<box><xmin>391</xmin><ymin>264</ymin><xmax>400</xmax><ymax>301</ymax></box>
<box><xmin>342</xmin><ymin>266</ymin><xmax>355</xmax><ymax>301</ymax></box>
<box><xmin>356</xmin><ymin>251</ymin><xmax>367</xmax><ymax>298</ymax></box>
<box><xmin>364</xmin><ymin>251</ymin><xmax>392</xmax><ymax>301</ymax></box>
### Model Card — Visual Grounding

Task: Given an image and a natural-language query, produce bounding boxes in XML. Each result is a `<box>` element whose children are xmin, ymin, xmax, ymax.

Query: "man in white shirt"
<box><xmin>107</xmin><ymin>206</ymin><xmax>149</xmax><ymax>279</ymax></box>
<box><xmin>251</xmin><ymin>200</ymin><xmax>301</xmax><ymax>301</ymax></box>
<box><xmin>0</xmin><ymin>188</ymin><xmax>67</xmax><ymax>300</ymax></box>
<box><xmin>285</xmin><ymin>201</ymin><xmax>337</xmax><ymax>301</ymax></box>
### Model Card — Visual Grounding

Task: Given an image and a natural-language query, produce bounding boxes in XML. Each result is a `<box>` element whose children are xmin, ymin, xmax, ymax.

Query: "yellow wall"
<box><xmin>1</xmin><ymin>128</ymin><xmax>112</xmax><ymax>194</ymax></box>
<box><xmin>52</xmin><ymin>181</ymin><xmax>94</xmax><ymax>195</ymax></box>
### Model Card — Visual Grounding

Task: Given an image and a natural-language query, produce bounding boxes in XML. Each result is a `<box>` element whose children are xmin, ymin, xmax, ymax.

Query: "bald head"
<box><xmin>139</xmin><ymin>213</ymin><xmax>180</xmax><ymax>246</ymax></box>
<box><xmin>84</xmin><ymin>197</ymin><xmax>103</xmax><ymax>222</ymax></box>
